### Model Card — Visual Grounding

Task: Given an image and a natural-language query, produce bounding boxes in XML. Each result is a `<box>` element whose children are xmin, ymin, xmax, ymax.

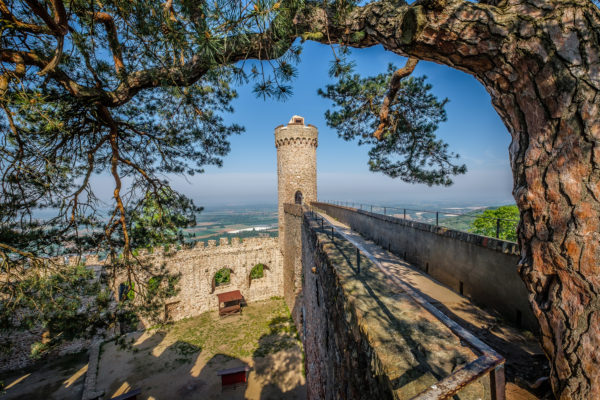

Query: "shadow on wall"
<box><xmin>327</xmin><ymin>233</ymin><xmax>474</xmax><ymax>389</ymax></box>
<box><xmin>335</xmin><ymin>236</ymin><xmax>548</xmax><ymax>385</ymax></box>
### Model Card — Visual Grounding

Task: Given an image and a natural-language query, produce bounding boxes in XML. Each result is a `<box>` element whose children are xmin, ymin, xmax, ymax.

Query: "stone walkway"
<box><xmin>318</xmin><ymin>211</ymin><xmax>547</xmax><ymax>400</ymax></box>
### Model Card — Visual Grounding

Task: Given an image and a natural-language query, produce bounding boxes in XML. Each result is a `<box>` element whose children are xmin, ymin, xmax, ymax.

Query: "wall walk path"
<box><xmin>316</xmin><ymin>211</ymin><xmax>546</xmax><ymax>399</ymax></box>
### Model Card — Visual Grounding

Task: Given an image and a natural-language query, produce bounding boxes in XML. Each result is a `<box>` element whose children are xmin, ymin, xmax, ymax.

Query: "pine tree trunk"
<box><xmin>493</xmin><ymin>8</ymin><xmax>600</xmax><ymax>400</ymax></box>
<box><xmin>412</xmin><ymin>3</ymin><xmax>600</xmax><ymax>397</ymax></box>
<box><xmin>302</xmin><ymin>0</ymin><xmax>600</xmax><ymax>397</ymax></box>
<box><xmin>445</xmin><ymin>4</ymin><xmax>600</xmax><ymax>397</ymax></box>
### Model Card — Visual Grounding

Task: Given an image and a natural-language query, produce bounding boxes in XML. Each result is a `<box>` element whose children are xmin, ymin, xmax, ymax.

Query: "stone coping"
<box><xmin>312</xmin><ymin>202</ymin><xmax>520</xmax><ymax>256</ymax></box>
<box><xmin>81</xmin><ymin>341</ymin><xmax>103</xmax><ymax>400</ymax></box>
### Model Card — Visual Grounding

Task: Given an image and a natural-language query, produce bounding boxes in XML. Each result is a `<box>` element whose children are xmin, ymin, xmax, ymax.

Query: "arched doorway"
<box><xmin>295</xmin><ymin>191</ymin><xmax>303</xmax><ymax>204</ymax></box>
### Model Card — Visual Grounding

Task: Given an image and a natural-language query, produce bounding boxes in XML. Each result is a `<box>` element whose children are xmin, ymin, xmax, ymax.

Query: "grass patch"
<box><xmin>166</xmin><ymin>298</ymin><xmax>300</xmax><ymax>360</ymax></box>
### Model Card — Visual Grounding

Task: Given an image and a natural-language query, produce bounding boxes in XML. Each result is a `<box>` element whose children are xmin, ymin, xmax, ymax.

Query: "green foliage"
<box><xmin>0</xmin><ymin>262</ymin><xmax>112</xmax><ymax>350</ymax></box>
<box><xmin>250</xmin><ymin>263</ymin><xmax>265</xmax><ymax>279</ymax></box>
<box><xmin>30</xmin><ymin>341</ymin><xmax>50</xmax><ymax>359</ymax></box>
<box><xmin>301</xmin><ymin>31</ymin><xmax>324</xmax><ymax>41</ymax></box>
<box><xmin>214</xmin><ymin>268</ymin><xmax>231</xmax><ymax>286</ymax></box>
<box><xmin>319</xmin><ymin>63</ymin><xmax>466</xmax><ymax>186</ymax></box>
<box><xmin>470</xmin><ymin>205</ymin><xmax>520</xmax><ymax>242</ymax></box>
<box><xmin>147</xmin><ymin>275</ymin><xmax>179</xmax><ymax>299</ymax></box>
<box><xmin>122</xmin><ymin>281</ymin><xmax>136</xmax><ymax>301</ymax></box>
<box><xmin>129</xmin><ymin>188</ymin><xmax>199</xmax><ymax>249</ymax></box>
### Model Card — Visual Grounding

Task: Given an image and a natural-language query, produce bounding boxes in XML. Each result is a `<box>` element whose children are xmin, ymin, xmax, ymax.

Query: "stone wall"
<box><xmin>1</xmin><ymin>237</ymin><xmax>283</xmax><ymax>373</ymax></box>
<box><xmin>312</xmin><ymin>202</ymin><xmax>538</xmax><ymax>331</ymax></box>
<box><xmin>282</xmin><ymin>204</ymin><xmax>304</xmax><ymax>332</ymax></box>
<box><xmin>121</xmin><ymin>237</ymin><xmax>284</xmax><ymax>321</ymax></box>
<box><xmin>299</xmin><ymin>208</ymin><xmax>486</xmax><ymax>399</ymax></box>
<box><xmin>0</xmin><ymin>331</ymin><xmax>91</xmax><ymax>372</ymax></box>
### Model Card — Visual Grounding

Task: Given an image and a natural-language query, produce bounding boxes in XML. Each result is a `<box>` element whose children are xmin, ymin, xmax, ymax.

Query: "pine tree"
<box><xmin>1</xmin><ymin>1</ymin><xmax>599</xmax><ymax>396</ymax></box>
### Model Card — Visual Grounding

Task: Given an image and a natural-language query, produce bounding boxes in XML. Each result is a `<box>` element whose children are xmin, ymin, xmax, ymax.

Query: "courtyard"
<box><xmin>1</xmin><ymin>298</ymin><xmax>305</xmax><ymax>399</ymax></box>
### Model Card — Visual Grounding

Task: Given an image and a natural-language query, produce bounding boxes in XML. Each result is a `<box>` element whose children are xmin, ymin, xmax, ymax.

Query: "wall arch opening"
<box><xmin>118</xmin><ymin>281</ymin><xmax>135</xmax><ymax>301</ymax></box>
<box><xmin>211</xmin><ymin>268</ymin><xmax>233</xmax><ymax>293</ymax></box>
<box><xmin>248</xmin><ymin>263</ymin><xmax>270</xmax><ymax>287</ymax></box>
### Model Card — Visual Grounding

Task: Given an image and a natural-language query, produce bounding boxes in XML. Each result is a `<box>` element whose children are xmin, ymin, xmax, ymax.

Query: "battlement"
<box><xmin>56</xmin><ymin>236</ymin><xmax>279</xmax><ymax>267</ymax></box>
<box><xmin>274</xmin><ymin>115</ymin><xmax>318</xmax><ymax>148</ymax></box>
<box><xmin>274</xmin><ymin>136</ymin><xmax>318</xmax><ymax>148</ymax></box>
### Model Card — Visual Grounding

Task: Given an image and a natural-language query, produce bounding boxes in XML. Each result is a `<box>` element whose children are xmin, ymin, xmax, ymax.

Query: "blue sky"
<box><xmin>85</xmin><ymin>41</ymin><xmax>514</xmax><ymax>209</ymax></box>
<box><xmin>165</xmin><ymin>41</ymin><xmax>515</xmax><ymax>208</ymax></box>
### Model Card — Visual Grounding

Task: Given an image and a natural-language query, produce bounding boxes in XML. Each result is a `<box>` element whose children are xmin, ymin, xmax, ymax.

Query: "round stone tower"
<box><xmin>275</xmin><ymin>115</ymin><xmax>318</xmax><ymax>237</ymax></box>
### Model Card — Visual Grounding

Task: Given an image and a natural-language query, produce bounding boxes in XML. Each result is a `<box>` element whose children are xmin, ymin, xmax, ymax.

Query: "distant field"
<box><xmin>183</xmin><ymin>203</ymin><xmax>518</xmax><ymax>244</ymax></box>
<box><xmin>333</xmin><ymin>203</ymin><xmax>518</xmax><ymax>239</ymax></box>
<box><xmin>184</xmin><ymin>206</ymin><xmax>278</xmax><ymax>243</ymax></box>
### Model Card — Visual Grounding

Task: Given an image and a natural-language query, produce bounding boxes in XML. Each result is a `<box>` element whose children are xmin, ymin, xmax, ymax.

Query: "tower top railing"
<box><xmin>321</xmin><ymin>200</ymin><xmax>519</xmax><ymax>242</ymax></box>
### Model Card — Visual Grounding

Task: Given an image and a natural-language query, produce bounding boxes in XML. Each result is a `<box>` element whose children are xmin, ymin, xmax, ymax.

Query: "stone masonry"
<box><xmin>84</xmin><ymin>237</ymin><xmax>283</xmax><ymax>322</ymax></box>
<box><xmin>156</xmin><ymin>237</ymin><xmax>283</xmax><ymax>320</ymax></box>
<box><xmin>275</xmin><ymin>115</ymin><xmax>318</xmax><ymax>248</ymax></box>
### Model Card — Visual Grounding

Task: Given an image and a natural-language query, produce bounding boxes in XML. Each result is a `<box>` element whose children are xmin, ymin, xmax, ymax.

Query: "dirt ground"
<box><xmin>0</xmin><ymin>350</ymin><xmax>88</xmax><ymax>400</ymax></box>
<box><xmin>0</xmin><ymin>298</ymin><xmax>304</xmax><ymax>400</ymax></box>
<box><xmin>96</xmin><ymin>298</ymin><xmax>305</xmax><ymax>399</ymax></box>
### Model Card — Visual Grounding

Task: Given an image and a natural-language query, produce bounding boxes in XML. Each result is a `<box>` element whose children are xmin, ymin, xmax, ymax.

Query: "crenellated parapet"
<box><xmin>274</xmin><ymin>117</ymin><xmax>318</xmax><ymax>149</ymax></box>
<box><xmin>54</xmin><ymin>236</ymin><xmax>283</xmax><ymax>323</ymax></box>
<box><xmin>275</xmin><ymin>136</ymin><xmax>318</xmax><ymax>148</ymax></box>
<box><xmin>51</xmin><ymin>237</ymin><xmax>279</xmax><ymax>267</ymax></box>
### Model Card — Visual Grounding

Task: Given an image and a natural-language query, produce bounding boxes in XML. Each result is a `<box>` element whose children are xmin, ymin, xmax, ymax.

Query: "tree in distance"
<box><xmin>1</xmin><ymin>0</ymin><xmax>599</xmax><ymax>397</ymax></box>
<box><xmin>470</xmin><ymin>205</ymin><xmax>519</xmax><ymax>242</ymax></box>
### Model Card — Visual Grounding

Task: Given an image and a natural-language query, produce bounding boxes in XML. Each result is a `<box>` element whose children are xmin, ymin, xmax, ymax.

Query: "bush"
<box><xmin>250</xmin><ymin>264</ymin><xmax>265</xmax><ymax>279</ymax></box>
<box><xmin>214</xmin><ymin>268</ymin><xmax>231</xmax><ymax>286</ymax></box>
<box><xmin>470</xmin><ymin>205</ymin><xmax>519</xmax><ymax>242</ymax></box>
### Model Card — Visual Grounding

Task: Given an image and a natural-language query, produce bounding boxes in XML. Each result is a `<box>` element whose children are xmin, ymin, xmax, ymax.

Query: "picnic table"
<box><xmin>217</xmin><ymin>290</ymin><xmax>244</xmax><ymax>317</ymax></box>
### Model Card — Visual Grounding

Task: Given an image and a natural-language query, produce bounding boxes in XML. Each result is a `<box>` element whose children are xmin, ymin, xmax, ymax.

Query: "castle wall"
<box><xmin>297</xmin><ymin>207</ymin><xmax>486</xmax><ymax>400</ymax></box>
<box><xmin>0</xmin><ymin>331</ymin><xmax>91</xmax><ymax>372</ymax></box>
<box><xmin>312</xmin><ymin>202</ymin><xmax>538</xmax><ymax>331</ymax></box>
<box><xmin>156</xmin><ymin>237</ymin><xmax>283</xmax><ymax>320</ymax></box>
<box><xmin>84</xmin><ymin>237</ymin><xmax>283</xmax><ymax>322</ymax></box>
<box><xmin>282</xmin><ymin>204</ymin><xmax>304</xmax><ymax>332</ymax></box>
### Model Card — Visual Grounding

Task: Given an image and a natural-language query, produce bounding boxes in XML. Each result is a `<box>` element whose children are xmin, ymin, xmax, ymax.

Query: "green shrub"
<box><xmin>250</xmin><ymin>263</ymin><xmax>265</xmax><ymax>279</ymax></box>
<box><xmin>470</xmin><ymin>205</ymin><xmax>519</xmax><ymax>242</ymax></box>
<box><xmin>214</xmin><ymin>268</ymin><xmax>230</xmax><ymax>286</ymax></box>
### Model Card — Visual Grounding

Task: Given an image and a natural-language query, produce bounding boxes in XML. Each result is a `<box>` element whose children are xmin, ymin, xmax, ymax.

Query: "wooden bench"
<box><xmin>110</xmin><ymin>388</ymin><xmax>141</xmax><ymax>400</ymax></box>
<box><xmin>219</xmin><ymin>303</ymin><xmax>241</xmax><ymax>316</ymax></box>
<box><xmin>217</xmin><ymin>290</ymin><xmax>244</xmax><ymax>317</ymax></box>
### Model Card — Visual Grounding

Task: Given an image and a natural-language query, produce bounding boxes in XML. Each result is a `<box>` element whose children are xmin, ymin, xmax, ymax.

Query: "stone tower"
<box><xmin>275</xmin><ymin>115</ymin><xmax>318</xmax><ymax>237</ymax></box>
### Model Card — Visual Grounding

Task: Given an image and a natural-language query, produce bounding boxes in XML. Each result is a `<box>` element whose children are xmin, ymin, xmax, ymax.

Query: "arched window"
<box><xmin>248</xmin><ymin>263</ymin><xmax>269</xmax><ymax>287</ymax></box>
<box><xmin>295</xmin><ymin>191</ymin><xmax>303</xmax><ymax>205</ymax></box>
<box><xmin>214</xmin><ymin>268</ymin><xmax>231</xmax><ymax>287</ymax></box>
<box><xmin>211</xmin><ymin>268</ymin><xmax>233</xmax><ymax>293</ymax></box>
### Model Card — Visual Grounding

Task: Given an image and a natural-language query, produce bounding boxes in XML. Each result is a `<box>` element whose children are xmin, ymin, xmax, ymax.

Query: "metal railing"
<box><xmin>323</xmin><ymin>200</ymin><xmax>519</xmax><ymax>242</ymax></box>
<box><xmin>307</xmin><ymin>206</ymin><xmax>506</xmax><ymax>400</ymax></box>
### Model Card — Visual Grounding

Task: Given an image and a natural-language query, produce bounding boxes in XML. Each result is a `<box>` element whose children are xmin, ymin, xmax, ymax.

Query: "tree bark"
<box><xmin>297</xmin><ymin>0</ymin><xmax>600</xmax><ymax>397</ymax></box>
